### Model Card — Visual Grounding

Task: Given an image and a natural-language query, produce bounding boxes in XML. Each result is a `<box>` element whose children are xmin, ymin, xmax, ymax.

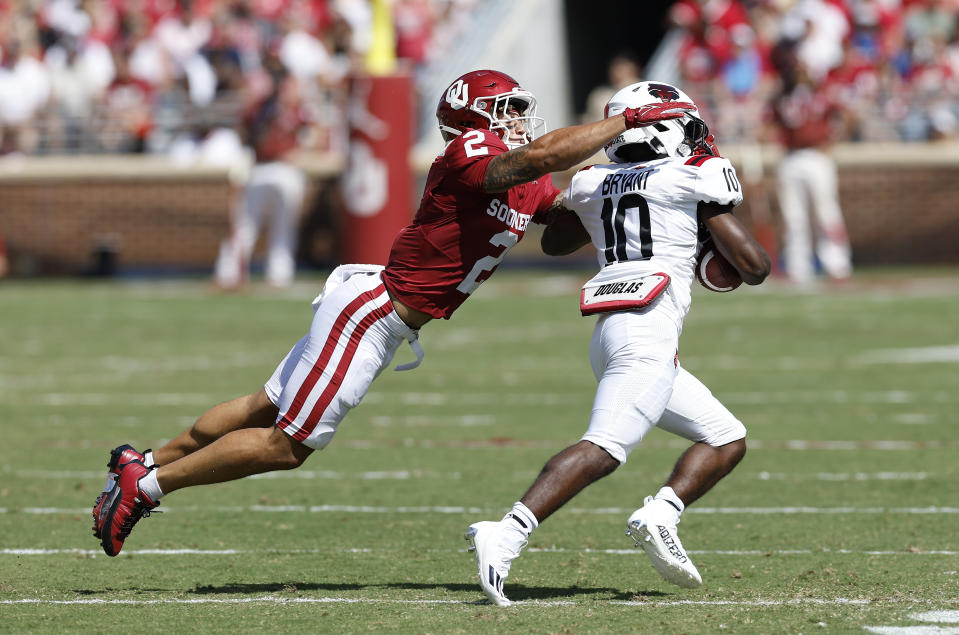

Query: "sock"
<box><xmin>138</xmin><ymin>468</ymin><xmax>164</xmax><ymax>502</ymax></box>
<box><xmin>502</xmin><ymin>502</ymin><xmax>538</xmax><ymax>539</ymax></box>
<box><xmin>143</xmin><ymin>450</ymin><xmax>155</xmax><ymax>468</ymax></box>
<box><xmin>655</xmin><ymin>486</ymin><xmax>685</xmax><ymax>517</ymax></box>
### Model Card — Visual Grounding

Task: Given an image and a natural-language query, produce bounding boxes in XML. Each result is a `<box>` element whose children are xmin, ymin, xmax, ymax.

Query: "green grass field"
<box><xmin>1</xmin><ymin>269</ymin><xmax>957</xmax><ymax>633</ymax></box>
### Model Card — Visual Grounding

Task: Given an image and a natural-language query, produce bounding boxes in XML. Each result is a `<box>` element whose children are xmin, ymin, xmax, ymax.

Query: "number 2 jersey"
<box><xmin>383</xmin><ymin>128</ymin><xmax>560</xmax><ymax>319</ymax></box>
<box><xmin>563</xmin><ymin>154</ymin><xmax>743</xmax><ymax>321</ymax></box>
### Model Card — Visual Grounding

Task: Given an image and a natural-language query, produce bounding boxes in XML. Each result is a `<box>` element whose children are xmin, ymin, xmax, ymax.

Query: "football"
<box><xmin>695</xmin><ymin>242</ymin><xmax>742</xmax><ymax>292</ymax></box>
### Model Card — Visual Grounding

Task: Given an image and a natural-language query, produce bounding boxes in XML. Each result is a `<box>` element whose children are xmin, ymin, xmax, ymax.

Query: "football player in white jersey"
<box><xmin>466</xmin><ymin>81</ymin><xmax>771</xmax><ymax>606</ymax></box>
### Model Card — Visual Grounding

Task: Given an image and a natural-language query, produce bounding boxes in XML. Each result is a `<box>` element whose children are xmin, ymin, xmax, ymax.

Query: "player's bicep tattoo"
<box><xmin>483</xmin><ymin>146</ymin><xmax>542</xmax><ymax>192</ymax></box>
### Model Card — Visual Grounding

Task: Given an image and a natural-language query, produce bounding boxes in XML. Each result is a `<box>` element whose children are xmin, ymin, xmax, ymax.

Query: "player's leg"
<box><xmin>467</xmin><ymin>306</ymin><xmax>679</xmax><ymax>605</ymax></box>
<box><xmin>517</xmin><ymin>440</ymin><xmax>619</xmax><ymax>522</ymax></box>
<box><xmin>518</xmin><ymin>313</ymin><xmax>678</xmax><ymax>521</ymax></box>
<box><xmin>776</xmin><ymin>152</ymin><xmax>815</xmax><ymax>284</ymax></box>
<box><xmin>152</xmin><ymin>388</ymin><xmax>279</xmax><ymax>466</ymax></box>
<box><xmin>94</xmin><ymin>269</ymin><xmax>413</xmax><ymax>556</ymax></box>
<box><xmin>156</xmin><ymin>423</ymin><xmax>312</xmax><ymax>493</ymax></box>
<box><xmin>465</xmin><ymin>437</ymin><xmax>621</xmax><ymax>607</ymax></box>
<box><xmin>626</xmin><ymin>366</ymin><xmax>747</xmax><ymax>588</ymax></box>
<box><xmin>215</xmin><ymin>171</ymin><xmax>265</xmax><ymax>288</ymax></box>
<box><xmin>656</xmin><ymin>366</ymin><xmax>747</xmax><ymax>501</ymax></box>
<box><xmin>265</xmin><ymin>163</ymin><xmax>305</xmax><ymax>288</ymax></box>
<box><xmin>156</xmin><ymin>270</ymin><xmax>407</xmax><ymax>492</ymax></box>
<box><xmin>806</xmin><ymin>150</ymin><xmax>852</xmax><ymax>281</ymax></box>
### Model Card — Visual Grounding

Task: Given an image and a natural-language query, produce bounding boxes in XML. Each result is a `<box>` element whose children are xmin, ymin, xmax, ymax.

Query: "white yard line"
<box><xmin>865</xmin><ymin>610</ymin><xmax>959</xmax><ymax>634</ymax></box>
<box><xmin>6</xmin><ymin>505</ymin><xmax>959</xmax><ymax>515</ymax></box>
<box><xmin>853</xmin><ymin>345</ymin><xmax>959</xmax><ymax>365</ymax></box>
<box><xmin>7</xmin><ymin>469</ymin><xmax>464</xmax><ymax>481</ymax></box>
<box><xmin>910</xmin><ymin>612</ymin><xmax>959</xmax><ymax>624</ymax></box>
<box><xmin>865</xmin><ymin>628</ymin><xmax>959</xmax><ymax>634</ymax></box>
<box><xmin>329</xmin><ymin>438</ymin><xmax>954</xmax><ymax>451</ymax></box>
<box><xmin>0</xmin><ymin>596</ymin><xmax>915</xmax><ymax>608</ymax></box>
<box><xmin>3</xmin><ymin>547</ymin><xmax>957</xmax><ymax>557</ymax></box>
<box><xmin>756</xmin><ymin>472</ymin><xmax>928</xmax><ymax>481</ymax></box>
<box><xmin>5</xmin><ymin>469</ymin><xmax>935</xmax><ymax>482</ymax></box>
<box><xmin>13</xmin><ymin>387</ymin><xmax>957</xmax><ymax>408</ymax></box>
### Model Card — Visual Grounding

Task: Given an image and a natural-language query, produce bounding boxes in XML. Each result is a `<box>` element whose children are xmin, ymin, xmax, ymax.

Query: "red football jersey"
<box><xmin>383</xmin><ymin>128</ymin><xmax>560</xmax><ymax>319</ymax></box>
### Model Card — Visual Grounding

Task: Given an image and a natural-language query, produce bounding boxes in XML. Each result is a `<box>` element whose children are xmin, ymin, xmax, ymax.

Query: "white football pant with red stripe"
<box><xmin>265</xmin><ymin>268</ymin><xmax>418</xmax><ymax>449</ymax></box>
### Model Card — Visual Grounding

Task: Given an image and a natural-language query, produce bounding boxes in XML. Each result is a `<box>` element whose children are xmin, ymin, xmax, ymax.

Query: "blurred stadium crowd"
<box><xmin>668</xmin><ymin>0</ymin><xmax>959</xmax><ymax>144</ymax></box>
<box><xmin>1</xmin><ymin>0</ymin><xmax>957</xmax><ymax>156</ymax></box>
<box><xmin>0</xmin><ymin>0</ymin><xmax>473</xmax><ymax>156</ymax></box>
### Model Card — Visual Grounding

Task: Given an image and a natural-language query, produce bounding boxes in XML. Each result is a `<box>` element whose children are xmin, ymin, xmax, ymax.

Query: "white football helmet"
<box><xmin>604</xmin><ymin>81</ymin><xmax>711</xmax><ymax>162</ymax></box>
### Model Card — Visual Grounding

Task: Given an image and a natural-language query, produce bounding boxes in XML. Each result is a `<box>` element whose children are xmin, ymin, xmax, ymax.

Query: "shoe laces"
<box><xmin>116</xmin><ymin>498</ymin><xmax>158</xmax><ymax>539</ymax></box>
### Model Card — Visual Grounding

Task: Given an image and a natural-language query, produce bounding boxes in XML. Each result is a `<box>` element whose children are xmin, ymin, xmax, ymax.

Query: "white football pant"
<box><xmin>582</xmin><ymin>289</ymin><xmax>746</xmax><ymax>464</ymax></box>
<box><xmin>215</xmin><ymin>161</ymin><xmax>306</xmax><ymax>288</ymax></box>
<box><xmin>265</xmin><ymin>269</ymin><xmax>417</xmax><ymax>450</ymax></box>
<box><xmin>776</xmin><ymin>148</ymin><xmax>852</xmax><ymax>283</ymax></box>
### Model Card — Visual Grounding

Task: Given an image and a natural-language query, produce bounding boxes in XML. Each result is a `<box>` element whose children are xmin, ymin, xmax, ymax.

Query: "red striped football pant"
<box><xmin>265</xmin><ymin>270</ymin><xmax>416</xmax><ymax>449</ymax></box>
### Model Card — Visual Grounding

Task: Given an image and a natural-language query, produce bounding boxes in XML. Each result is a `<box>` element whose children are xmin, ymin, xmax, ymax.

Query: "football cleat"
<box><xmin>465</xmin><ymin>521</ymin><xmax>527</xmax><ymax>607</ymax></box>
<box><xmin>92</xmin><ymin>445</ymin><xmax>149</xmax><ymax>536</ymax></box>
<box><xmin>626</xmin><ymin>496</ymin><xmax>702</xmax><ymax>589</ymax></box>
<box><xmin>107</xmin><ymin>444</ymin><xmax>147</xmax><ymax>475</ymax></box>
<box><xmin>93</xmin><ymin>460</ymin><xmax>159</xmax><ymax>556</ymax></box>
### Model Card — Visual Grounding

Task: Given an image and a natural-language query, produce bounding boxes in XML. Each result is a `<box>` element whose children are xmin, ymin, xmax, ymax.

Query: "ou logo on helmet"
<box><xmin>446</xmin><ymin>80</ymin><xmax>469</xmax><ymax>110</ymax></box>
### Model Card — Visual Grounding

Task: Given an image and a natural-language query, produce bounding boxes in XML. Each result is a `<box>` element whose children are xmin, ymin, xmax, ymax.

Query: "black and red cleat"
<box><xmin>93</xmin><ymin>460</ymin><xmax>159</xmax><ymax>556</ymax></box>
<box><xmin>108</xmin><ymin>444</ymin><xmax>147</xmax><ymax>475</ymax></box>
<box><xmin>92</xmin><ymin>445</ymin><xmax>149</xmax><ymax>539</ymax></box>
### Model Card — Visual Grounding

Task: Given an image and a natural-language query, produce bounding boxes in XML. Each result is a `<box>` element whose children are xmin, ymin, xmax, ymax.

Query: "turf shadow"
<box><xmin>190</xmin><ymin>582</ymin><xmax>367</xmax><ymax>594</ymax></box>
<box><xmin>187</xmin><ymin>581</ymin><xmax>665</xmax><ymax>602</ymax></box>
<box><xmin>461</xmin><ymin>583</ymin><xmax>668</xmax><ymax>602</ymax></box>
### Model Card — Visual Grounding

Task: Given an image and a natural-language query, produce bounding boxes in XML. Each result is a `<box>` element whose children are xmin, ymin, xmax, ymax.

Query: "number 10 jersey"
<box><xmin>563</xmin><ymin>154</ymin><xmax>743</xmax><ymax>320</ymax></box>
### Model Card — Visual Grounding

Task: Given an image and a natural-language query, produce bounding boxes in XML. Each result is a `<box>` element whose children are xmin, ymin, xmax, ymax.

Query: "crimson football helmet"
<box><xmin>436</xmin><ymin>70</ymin><xmax>545</xmax><ymax>149</ymax></box>
<box><xmin>604</xmin><ymin>81</ymin><xmax>712</xmax><ymax>161</ymax></box>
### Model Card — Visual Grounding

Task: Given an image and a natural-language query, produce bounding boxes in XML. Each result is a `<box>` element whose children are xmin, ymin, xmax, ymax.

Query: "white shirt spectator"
<box><xmin>129</xmin><ymin>36</ymin><xmax>169</xmax><ymax>88</ymax></box>
<box><xmin>333</xmin><ymin>0</ymin><xmax>373</xmax><ymax>55</ymax></box>
<box><xmin>0</xmin><ymin>53</ymin><xmax>51</xmax><ymax>124</ymax></box>
<box><xmin>782</xmin><ymin>0</ymin><xmax>850</xmax><ymax>80</ymax></box>
<box><xmin>280</xmin><ymin>29</ymin><xmax>335</xmax><ymax>81</ymax></box>
<box><xmin>44</xmin><ymin>41</ymin><xmax>115</xmax><ymax>118</ymax></box>
<box><xmin>154</xmin><ymin>14</ymin><xmax>212</xmax><ymax>71</ymax></box>
<box><xmin>43</xmin><ymin>0</ymin><xmax>92</xmax><ymax>39</ymax></box>
<box><xmin>169</xmin><ymin>127</ymin><xmax>247</xmax><ymax>168</ymax></box>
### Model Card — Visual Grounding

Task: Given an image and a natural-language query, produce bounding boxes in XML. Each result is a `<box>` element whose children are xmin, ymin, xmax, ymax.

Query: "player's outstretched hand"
<box><xmin>622</xmin><ymin>102</ymin><xmax>695</xmax><ymax>128</ymax></box>
<box><xmin>701</xmin><ymin>133</ymin><xmax>720</xmax><ymax>156</ymax></box>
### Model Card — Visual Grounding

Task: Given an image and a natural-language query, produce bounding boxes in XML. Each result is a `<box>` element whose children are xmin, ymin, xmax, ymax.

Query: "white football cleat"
<box><xmin>626</xmin><ymin>496</ymin><xmax>702</xmax><ymax>589</ymax></box>
<box><xmin>465</xmin><ymin>521</ymin><xmax>527</xmax><ymax>607</ymax></box>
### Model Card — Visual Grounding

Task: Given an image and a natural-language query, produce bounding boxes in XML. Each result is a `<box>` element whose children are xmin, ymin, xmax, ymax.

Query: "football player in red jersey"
<box><xmin>91</xmin><ymin>69</ymin><xmax>696</xmax><ymax>558</ymax></box>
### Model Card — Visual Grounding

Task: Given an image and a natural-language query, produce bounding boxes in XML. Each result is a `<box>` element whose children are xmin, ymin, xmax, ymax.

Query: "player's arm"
<box><xmin>700</xmin><ymin>202</ymin><xmax>771</xmax><ymax>285</ymax></box>
<box><xmin>482</xmin><ymin>103</ymin><xmax>695</xmax><ymax>193</ymax></box>
<box><xmin>541</xmin><ymin>194</ymin><xmax>590</xmax><ymax>256</ymax></box>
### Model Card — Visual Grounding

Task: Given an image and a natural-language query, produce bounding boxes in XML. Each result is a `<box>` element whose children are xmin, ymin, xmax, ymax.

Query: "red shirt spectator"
<box><xmin>394</xmin><ymin>0</ymin><xmax>434</xmax><ymax>64</ymax></box>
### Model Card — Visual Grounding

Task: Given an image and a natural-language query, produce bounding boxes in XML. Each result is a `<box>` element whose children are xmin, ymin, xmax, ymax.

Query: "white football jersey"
<box><xmin>563</xmin><ymin>155</ymin><xmax>743</xmax><ymax>319</ymax></box>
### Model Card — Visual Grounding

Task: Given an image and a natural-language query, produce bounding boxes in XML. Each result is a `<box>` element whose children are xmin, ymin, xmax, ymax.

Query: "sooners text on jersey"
<box><xmin>383</xmin><ymin>128</ymin><xmax>559</xmax><ymax>319</ymax></box>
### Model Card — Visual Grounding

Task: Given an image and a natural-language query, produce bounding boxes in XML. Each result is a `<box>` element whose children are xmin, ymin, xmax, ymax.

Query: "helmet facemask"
<box><xmin>607</xmin><ymin>113</ymin><xmax>711</xmax><ymax>161</ymax></box>
<box><xmin>603</xmin><ymin>81</ymin><xmax>710</xmax><ymax>162</ymax></box>
<box><xmin>481</xmin><ymin>91</ymin><xmax>546</xmax><ymax>149</ymax></box>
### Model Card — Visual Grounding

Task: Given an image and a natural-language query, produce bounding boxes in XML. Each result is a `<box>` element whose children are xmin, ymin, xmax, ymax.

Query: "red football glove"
<box><xmin>701</xmin><ymin>133</ymin><xmax>721</xmax><ymax>156</ymax></box>
<box><xmin>621</xmin><ymin>102</ymin><xmax>695</xmax><ymax>129</ymax></box>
